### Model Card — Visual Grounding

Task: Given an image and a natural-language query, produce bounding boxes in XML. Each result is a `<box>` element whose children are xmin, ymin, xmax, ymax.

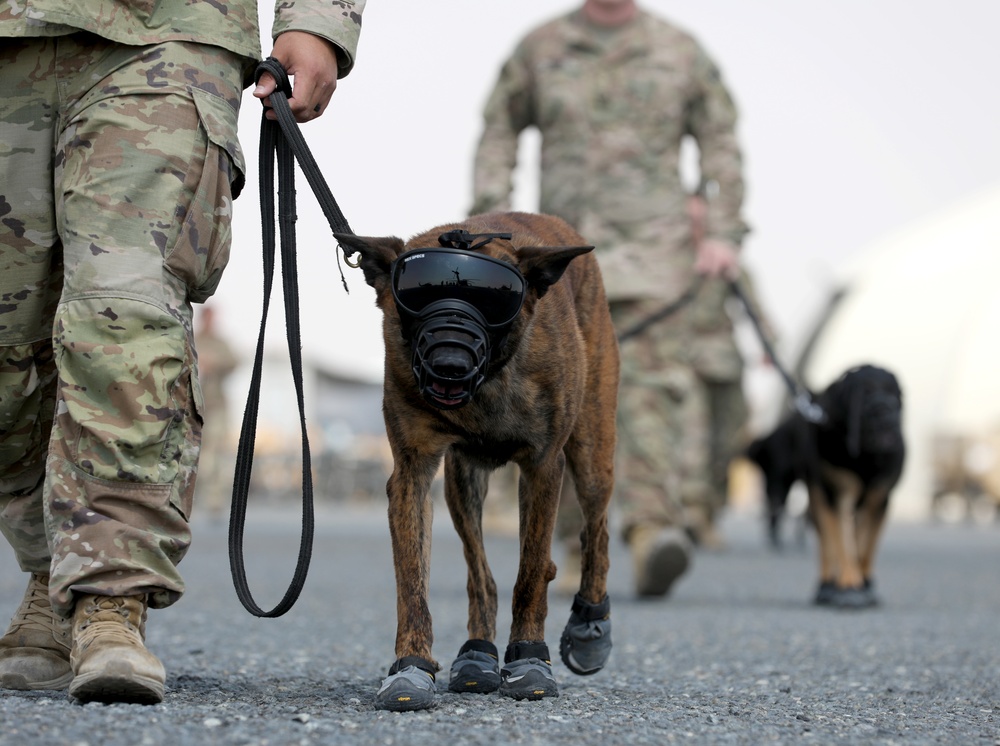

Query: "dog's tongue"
<box><xmin>432</xmin><ymin>382</ymin><xmax>463</xmax><ymax>403</ymax></box>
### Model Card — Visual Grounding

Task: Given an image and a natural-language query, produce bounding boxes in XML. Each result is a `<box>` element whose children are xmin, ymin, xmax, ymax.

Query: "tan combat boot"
<box><xmin>684</xmin><ymin>504</ymin><xmax>728</xmax><ymax>551</ymax></box>
<box><xmin>69</xmin><ymin>594</ymin><xmax>165</xmax><ymax>704</ymax></box>
<box><xmin>630</xmin><ymin>524</ymin><xmax>692</xmax><ymax>597</ymax></box>
<box><xmin>0</xmin><ymin>574</ymin><xmax>73</xmax><ymax>690</ymax></box>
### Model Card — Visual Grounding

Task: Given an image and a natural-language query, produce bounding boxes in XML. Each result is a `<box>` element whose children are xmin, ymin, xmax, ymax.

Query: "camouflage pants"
<box><xmin>557</xmin><ymin>298</ymin><xmax>745</xmax><ymax>543</ymax></box>
<box><xmin>0</xmin><ymin>35</ymin><xmax>245</xmax><ymax>616</ymax></box>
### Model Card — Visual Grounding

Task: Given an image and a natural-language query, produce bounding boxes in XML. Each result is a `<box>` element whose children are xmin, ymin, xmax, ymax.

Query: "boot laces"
<box><xmin>76</xmin><ymin>597</ymin><xmax>145</xmax><ymax>649</ymax></box>
<box><xmin>14</xmin><ymin>575</ymin><xmax>67</xmax><ymax>639</ymax></box>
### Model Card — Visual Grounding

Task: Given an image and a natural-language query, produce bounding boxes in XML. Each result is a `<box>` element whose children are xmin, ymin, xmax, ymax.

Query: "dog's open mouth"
<box><xmin>430</xmin><ymin>382</ymin><xmax>465</xmax><ymax>407</ymax></box>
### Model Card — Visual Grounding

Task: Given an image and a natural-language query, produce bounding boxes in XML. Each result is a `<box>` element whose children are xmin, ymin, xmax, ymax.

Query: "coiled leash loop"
<box><xmin>229</xmin><ymin>58</ymin><xmax>355</xmax><ymax>617</ymax></box>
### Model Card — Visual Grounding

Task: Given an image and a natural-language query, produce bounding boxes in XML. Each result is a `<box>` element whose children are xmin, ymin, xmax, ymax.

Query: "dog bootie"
<box><xmin>559</xmin><ymin>593</ymin><xmax>611</xmax><ymax>675</ymax></box>
<box><xmin>375</xmin><ymin>657</ymin><xmax>437</xmax><ymax>711</ymax></box>
<box><xmin>814</xmin><ymin>581</ymin><xmax>838</xmax><ymax>606</ymax></box>
<box><xmin>448</xmin><ymin>639</ymin><xmax>501</xmax><ymax>694</ymax></box>
<box><xmin>500</xmin><ymin>641</ymin><xmax>558</xmax><ymax>700</ymax></box>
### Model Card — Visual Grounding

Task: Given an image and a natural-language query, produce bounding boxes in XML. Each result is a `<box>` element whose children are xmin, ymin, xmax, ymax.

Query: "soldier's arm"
<box><xmin>689</xmin><ymin>192</ymin><xmax>740</xmax><ymax>279</ymax></box>
<box><xmin>255</xmin><ymin>0</ymin><xmax>366</xmax><ymax>123</ymax></box>
<box><xmin>686</xmin><ymin>45</ymin><xmax>750</xmax><ymax>251</ymax></box>
<box><xmin>470</xmin><ymin>46</ymin><xmax>536</xmax><ymax>216</ymax></box>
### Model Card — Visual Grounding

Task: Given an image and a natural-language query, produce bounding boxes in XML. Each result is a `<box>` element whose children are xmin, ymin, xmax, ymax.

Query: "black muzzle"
<box><xmin>410</xmin><ymin>303</ymin><xmax>493</xmax><ymax>409</ymax></box>
<box><xmin>389</xmin><ymin>235</ymin><xmax>525</xmax><ymax>410</ymax></box>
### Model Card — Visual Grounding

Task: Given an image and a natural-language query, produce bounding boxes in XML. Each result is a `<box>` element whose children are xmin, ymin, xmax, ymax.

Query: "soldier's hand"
<box><xmin>256</xmin><ymin>31</ymin><xmax>340</xmax><ymax>123</ymax></box>
<box><xmin>694</xmin><ymin>238</ymin><xmax>740</xmax><ymax>280</ymax></box>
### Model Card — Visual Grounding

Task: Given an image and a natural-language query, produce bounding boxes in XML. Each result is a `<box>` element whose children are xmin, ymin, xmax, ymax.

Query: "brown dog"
<box><xmin>335</xmin><ymin>212</ymin><xmax>619</xmax><ymax>711</ymax></box>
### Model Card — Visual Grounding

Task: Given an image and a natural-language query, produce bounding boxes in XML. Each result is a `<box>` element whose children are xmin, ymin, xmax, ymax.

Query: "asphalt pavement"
<box><xmin>0</xmin><ymin>499</ymin><xmax>997</xmax><ymax>745</ymax></box>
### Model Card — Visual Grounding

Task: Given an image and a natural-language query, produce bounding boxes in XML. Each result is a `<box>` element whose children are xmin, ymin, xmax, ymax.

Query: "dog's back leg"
<box><xmin>766</xmin><ymin>477</ymin><xmax>789</xmax><ymax>550</ymax></box>
<box><xmin>442</xmin><ymin>451</ymin><xmax>503</xmax><ymax>695</ymax></box>
<box><xmin>562</xmin><ymin>436</ymin><xmax>614</xmax><ymax>605</ymax></box>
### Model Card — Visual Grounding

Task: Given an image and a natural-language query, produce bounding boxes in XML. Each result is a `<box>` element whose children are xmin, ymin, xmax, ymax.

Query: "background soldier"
<box><xmin>471</xmin><ymin>0</ymin><xmax>751</xmax><ymax>596</ymax></box>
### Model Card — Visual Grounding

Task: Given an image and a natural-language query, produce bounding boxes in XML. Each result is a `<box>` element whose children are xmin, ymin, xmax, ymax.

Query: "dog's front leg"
<box><xmin>855</xmin><ymin>483</ymin><xmax>892</xmax><ymax>603</ymax></box>
<box><xmin>375</xmin><ymin>457</ymin><xmax>441</xmax><ymax>711</ymax></box>
<box><xmin>442</xmin><ymin>452</ymin><xmax>503</xmax><ymax>695</ymax></box>
<box><xmin>826</xmin><ymin>468</ymin><xmax>866</xmax><ymax>593</ymax></box>
<box><xmin>496</xmin><ymin>453</ymin><xmax>562</xmax><ymax>701</ymax></box>
<box><xmin>807</xmin><ymin>483</ymin><xmax>840</xmax><ymax>604</ymax></box>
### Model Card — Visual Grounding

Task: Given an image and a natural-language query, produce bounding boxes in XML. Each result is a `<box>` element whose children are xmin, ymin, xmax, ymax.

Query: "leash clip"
<box><xmin>795</xmin><ymin>391</ymin><xmax>827</xmax><ymax>425</ymax></box>
<box><xmin>340</xmin><ymin>243</ymin><xmax>361</xmax><ymax>268</ymax></box>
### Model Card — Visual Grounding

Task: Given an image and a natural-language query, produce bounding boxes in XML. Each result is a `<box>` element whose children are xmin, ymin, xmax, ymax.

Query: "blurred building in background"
<box><xmin>225</xmin><ymin>354</ymin><xmax>390</xmax><ymax>504</ymax></box>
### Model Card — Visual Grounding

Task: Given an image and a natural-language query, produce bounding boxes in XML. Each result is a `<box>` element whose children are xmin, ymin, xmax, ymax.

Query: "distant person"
<box><xmin>194</xmin><ymin>306</ymin><xmax>240</xmax><ymax>521</ymax></box>
<box><xmin>471</xmin><ymin>0</ymin><xmax>751</xmax><ymax>596</ymax></box>
<box><xmin>0</xmin><ymin>2</ymin><xmax>364</xmax><ymax>704</ymax></box>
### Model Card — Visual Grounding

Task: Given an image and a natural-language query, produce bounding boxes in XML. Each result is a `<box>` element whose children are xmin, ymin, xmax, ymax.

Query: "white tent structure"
<box><xmin>796</xmin><ymin>184</ymin><xmax>1000</xmax><ymax>520</ymax></box>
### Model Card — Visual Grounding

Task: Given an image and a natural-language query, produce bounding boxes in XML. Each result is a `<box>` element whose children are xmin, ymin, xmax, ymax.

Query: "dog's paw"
<box><xmin>833</xmin><ymin>584</ymin><xmax>880</xmax><ymax>609</ymax></box>
<box><xmin>814</xmin><ymin>581</ymin><xmax>880</xmax><ymax>609</ymax></box>
<box><xmin>500</xmin><ymin>642</ymin><xmax>559</xmax><ymax>700</ymax></box>
<box><xmin>447</xmin><ymin>639</ymin><xmax>501</xmax><ymax>694</ymax></box>
<box><xmin>559</xmin><ymin>594</ymin><xmax>612</xmax><ymax>676</ymax></box>
<box><xmin>813</xmin><ymin>581</ymin><xmax>838</xmax><ymax>606</ymax></box>
<box><xmin>375</xmin><ymin>658</ymin><xmax>437</xmax><ymax>711</ymax></box>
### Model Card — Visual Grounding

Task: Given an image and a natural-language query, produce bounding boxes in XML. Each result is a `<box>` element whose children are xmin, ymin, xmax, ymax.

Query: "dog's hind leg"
<box><xmin>443</xmin><ymin>452</ymin><xmax>503</xmax><ymax>694</ymax></box>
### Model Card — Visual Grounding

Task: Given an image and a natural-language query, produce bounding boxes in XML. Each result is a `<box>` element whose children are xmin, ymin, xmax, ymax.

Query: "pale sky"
<box><xmin>209</xmin><ymin>0</ymin><xmax>1000</xmax><ymax>384</ymax></box>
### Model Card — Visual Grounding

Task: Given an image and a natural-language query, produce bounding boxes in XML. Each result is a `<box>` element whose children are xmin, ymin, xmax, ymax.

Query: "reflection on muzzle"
<box><xmin>411</xmin><ymin>311</ymin><xmax>492</xmax><ymax>409</ymax></box>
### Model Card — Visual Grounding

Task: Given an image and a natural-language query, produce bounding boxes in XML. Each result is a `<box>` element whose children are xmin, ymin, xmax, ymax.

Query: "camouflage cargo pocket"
<box><xmin>163</xmin><ymin>87</ymin><xmax>246</xmax><ymax>303</ymax></box>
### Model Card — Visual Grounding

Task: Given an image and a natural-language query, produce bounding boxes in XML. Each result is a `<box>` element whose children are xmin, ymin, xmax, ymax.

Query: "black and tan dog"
<box><xmin>746</xmin><ymin>364</ymin><xmax>905</xmax><ymax>608</ymax></box>
<box><xmin>335</xmin><ymin>212</ymin><xmax>619</xmax><ymax>710</ymax></box>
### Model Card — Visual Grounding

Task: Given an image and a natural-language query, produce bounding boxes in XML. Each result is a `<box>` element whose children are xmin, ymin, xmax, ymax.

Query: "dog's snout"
<box><xmin>428</xmin><ymin>345</ymin><xmax>475</xmax><ymax>378</ymax></box>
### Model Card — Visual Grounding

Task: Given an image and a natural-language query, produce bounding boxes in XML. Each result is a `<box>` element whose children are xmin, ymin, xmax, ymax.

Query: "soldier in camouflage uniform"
<box><xmin>471</xmin><ymin>0</ymin><xmax>750</xmax><ymax>597</ymax></box>
<box><xmin>0</xmin><ymin>0</ymin><xmax>364</xmax><ymax>704</ymax></box>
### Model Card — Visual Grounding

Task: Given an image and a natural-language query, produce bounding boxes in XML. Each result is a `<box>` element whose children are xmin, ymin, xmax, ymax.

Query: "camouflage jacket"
<box><xmin>472</xmin><ymin>9</ymin><xmax>749</xmax><ymax>301</ymax></box>
<box><xmin>0</xmin><ymin>0</ymin><xmax>365</xmax><ymax>79</ymax></box>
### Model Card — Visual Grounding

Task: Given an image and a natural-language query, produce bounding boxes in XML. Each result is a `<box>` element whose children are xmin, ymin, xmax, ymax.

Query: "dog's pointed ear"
<box><xmin>517</xmin><ymin>245</ymin><xmax>594</xmax><ymax>299</ymax></box>
<box><xmin>334</xmin><ymin>233</ymin><xmax>405</xmax><ymax>294</ymax></box>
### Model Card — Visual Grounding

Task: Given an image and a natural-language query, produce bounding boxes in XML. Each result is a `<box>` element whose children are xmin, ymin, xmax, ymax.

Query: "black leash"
<box><xmin>613</xmin><ymin>269</ymin><xmax>825</xmax><ymax>424</ymax></box>
<box><xmin>229</xmin><ymin>58</ymin><xmax>355</xmax><ymax>617</ymax></box>
<box><xmin>616</xmin><ymin>278</ymin><xmax>704</xmax><ymax>343</ymax></box>
<box><xmin>727</xmin><ymin>279</ymin><xmax>827</xmax><ymax>425</ymax></box>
